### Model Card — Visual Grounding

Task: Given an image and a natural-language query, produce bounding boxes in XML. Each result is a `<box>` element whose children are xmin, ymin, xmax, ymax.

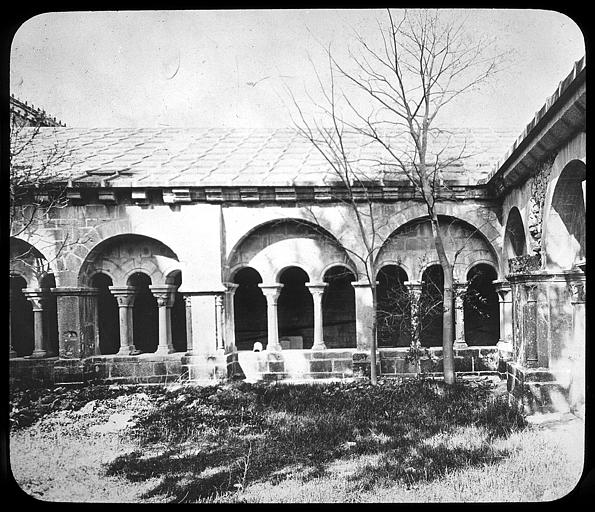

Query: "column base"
<box><xmin>497</xmin><ymin>340</ymin><xmax>513</xmax><ymax>352</ymax></box>
<box><xmin>29</xmin><ymin>349</ymin><xmax>48</xmax><ymax>359</ymax></box>
<box><xmin>117</xmin><ymin>346</ymin><xmax>141</xmax><ymax>356</ymax></box>
<box><xmin>311</xmin><ymin>343</ymin><xmax>327</xmax><ymax>351</ymax></box>
<box><xmin>453</xmin><ymin>341</ymin><xmax>468</xmax><ymax>350</ymax></box>
<box><xmin>154</xmin><ymin>346</ymin><xmax>176</xmax><ymax>355</ymax></box>
<box><xmin>10</xmin><ymin>349</ymin><xmax>18</xmax><ymax>359</ymax></box>
<box><xmin>266</xmin><ymin>345</ymin><xmax>283</xmax><ymax>352</ymax></box>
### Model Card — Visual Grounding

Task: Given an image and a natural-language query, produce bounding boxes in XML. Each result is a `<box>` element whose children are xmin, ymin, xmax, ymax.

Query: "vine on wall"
<box><xmin>528</xmin><ymin>155</ymin><xmax>556</xmax><ymax>254</ymax></box>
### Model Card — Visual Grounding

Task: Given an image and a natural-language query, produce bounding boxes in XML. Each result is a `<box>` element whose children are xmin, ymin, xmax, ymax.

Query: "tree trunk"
<box><xmin>428</xmin><ymin>214</ymin><xmax>456</xmax><ymax>385</ymax></box>
<box><xmin>442</xmin><ymin>265</ymin><xmax>455</xmax><ymax>384</ymax></box>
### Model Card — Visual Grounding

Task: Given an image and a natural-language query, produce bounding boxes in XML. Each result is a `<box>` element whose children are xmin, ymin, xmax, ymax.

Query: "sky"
<box><xmin>10</xmin><ymin>9</ymin><xmax>585</xmax><ymax>132</ymax></box>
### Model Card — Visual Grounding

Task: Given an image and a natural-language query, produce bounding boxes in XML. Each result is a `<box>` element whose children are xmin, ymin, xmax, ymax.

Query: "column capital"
<box><xmin>306</xmin><ymin>282</ymin><xmax>328</xmax><ymax>295</ymax></box>
<box><xmin>149</xmin><ymin>285</ymin><xmax>177</xmax><ymax>308</ymax></box>
<box><xmin>22</xmin><ymin>288</ymin><xmax>48</xmax><ymax>310</ymax></box>
<box><xmin>258</xmin><ymin>283</ymin><xmax>284</xmax><ymax>301</ymax></box>
<box><xmin>492</xmin><ymin>279</ymin><xmax>511</xmax><ymax>291</ymax></box>
<box><xmin>351</xmin><ymin>280</ymin><xmax>378</xmax><ymax>288</ymax></box>
<box><xmin>404</xmin><ymin>281</ymin><xmax>423</xmax><ymax>299</ymax></box>
<box><xmin>224</xmin><ymin>282</ymin><xmax>240</xmax><ymax>293</ymax></box>
<box><xmin>568</xmin><ymin>281</ymin><xmax>586</xmax><ymax>304</ymax></box>
<box><xmin>50</xmin><ymin>287</ymin><xmax>99</xmax><ymax>297</ymax></box>
<box><xmin>109</xmin><ymin>286</ymin><xmax>138</xmax><ymax>307</ymax></box>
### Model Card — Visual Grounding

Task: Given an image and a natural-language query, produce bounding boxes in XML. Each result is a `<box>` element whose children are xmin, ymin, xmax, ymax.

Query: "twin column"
<box><xmin>109</xmin><ymin>285</ymin><xmax>177</xmax><ymax>355</ymax></box>
<box><xmin>258</xmin><ymin>282</ymin><xmax>328</xmax><ymax>351</ymax></box>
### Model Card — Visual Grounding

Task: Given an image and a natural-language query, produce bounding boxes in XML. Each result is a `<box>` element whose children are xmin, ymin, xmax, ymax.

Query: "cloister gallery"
<box><xmin>9</xmin><ymin>58</ymin><xmax>585</xmax><ymax>414</ymax></box>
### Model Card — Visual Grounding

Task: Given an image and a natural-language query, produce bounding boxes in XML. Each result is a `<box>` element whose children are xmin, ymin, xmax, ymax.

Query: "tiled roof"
<box><xmin>11</xmin><ymin>126</ymin><xmax>520</xmax><ymax>188</ymax></box>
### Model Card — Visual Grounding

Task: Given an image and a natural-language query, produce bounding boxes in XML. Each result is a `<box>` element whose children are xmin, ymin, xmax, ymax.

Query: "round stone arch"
<box><xmin>320</xmin><ymin>260</ymin><xmax>359</xmax><ymax>284</ymax></box>
<box><xmin>274</xmin><ymin>263</ymin><xmax>312</xmax><ymax>284</ymax></box>
<box><xmin>542</xmin><ymin>159</ymin><xmax>586</xmax><ymax>270</ymax></box>
<box><xmin>417</xmin><ymin>260</ymin><xmax>442</xmax><ymax>282</ymax></box>
<box><xmin>374</xmin><ymin>202</ymin><xmax>502</xmax><ymax>256</ymax></box>
<box><xmin>9</xmin><ymin>236</ymin><xmax>55</xmax><ymax>288</ymax></box>
<box><xmin>78</xmin><ymin>233</ymin><xmax>181</xmax><ymax>287</ymax></box>
<box><xmin>374</xmin><ymin>259</ymin><xmax>412</xmax><ymax>283</ymax></box>
<box><xmin>376</xmin><ymin>215</ymin><xmax>500</xmax><ymax>283</ymax></box>
<box><xmin>226</xmin><ymin>218</ymin><xmax>355</xmax><ymax>285</ymax></box>
<box><xmin>502</xmin><ymin>206</ymin><xmax>528</xmax><ymax>273</ymax></box>
<box><xmin>462</xmin><ymin>259</ymin><xmax>499</xmax><ymax>284</ymax></box>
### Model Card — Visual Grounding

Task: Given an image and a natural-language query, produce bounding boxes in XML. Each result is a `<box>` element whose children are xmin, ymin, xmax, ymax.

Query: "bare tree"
<box><xmin>10</xmin><ymin>118</ymin><xmax>73</xmax><ymax>283</ymax></box>
<box><xmin>289</xmin><ymin>9</ymin><xmax>504</xmax><ymax>384</ymax></box>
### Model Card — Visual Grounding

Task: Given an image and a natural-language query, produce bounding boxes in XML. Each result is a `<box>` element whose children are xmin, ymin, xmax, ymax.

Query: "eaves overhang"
<box><xmin>485</xmin><ymin>56</ymin><xmax>586</xmax><ymax>197</ymax></box>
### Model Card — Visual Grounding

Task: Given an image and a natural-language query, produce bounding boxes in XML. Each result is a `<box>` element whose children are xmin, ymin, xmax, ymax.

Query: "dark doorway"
<box><xmin>322</xmin><ymin>266</ymin><xmax>356</xmax><ymax>348</ymax></box>
<box><xmin>10</xmin><ymin>275</ymin><xmax>34</xmax><ymax>356</ymax></box>
<box><xmin>464</xmin><ymin>264</ymin><xmax>499</xmax><ymax>346</ymax></box>
<box><xmin>39</xmin><ymin>274</ymin><xmax>59</xmax><ymax>356</ymax></box>
<box><xmin>420</xmin><ymin>265</ymin><xmax>446</xmax><ymax>347</ymax></box>
<box><xmin>377</xmin><ymin>265</ymin><xmax>411</xmax><ymax>347</ymax></box>
<box><xmin>128</xmin><ymin>272</ymin><xmax>158</xmax><ymax>353</ymax></box>
<box><xmin>169</xmin><ymin>272</ymin><xmax>187</xmax><ymax>352</ymax></box>
<box><xmin>92</xmin><ymin>273</ymin><xmax>119</xmax><ymax>355</ymax></box>
<box><xmin>278</xmin><ymin>267</ymin><xmax>314</xmax><ymax>349</ymax></box>
<box><xmin>233</xmin><ymin>267</ymin><xmax>267</xmax><ymax>350</ymax></box>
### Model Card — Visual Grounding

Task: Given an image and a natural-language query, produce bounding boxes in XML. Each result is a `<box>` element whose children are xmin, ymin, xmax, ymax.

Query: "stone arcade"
<box><xmin>9</xmin><ymin>58</ymin><xmax>585</xmax><ymax>414</ymax></box>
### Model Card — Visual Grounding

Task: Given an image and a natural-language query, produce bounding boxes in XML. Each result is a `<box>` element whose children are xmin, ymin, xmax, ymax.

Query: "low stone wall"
<box><xmin>10</xmin><ymin>346</ymin><xmax>502</xmax><ymax>389</ymax></box>
<box><xmin>9</xmin><ymin>357</ymin><xmax>57</xmax><ymax>389</ymax></box>
<box><xmin>10</xmin><ymin>354</ymin><xmax>187</xmax><ymax>389</ymax></box>
<box><xmin>506</xmin><ymin>361</ymin><xmax>571</xmax><ymax>414</ymax></box>
<box><xmin>236</xmin><ymin>346</ymin><xmax>501</xmax><ymax>382</ymax></box>
<box><xmin>379</xmin><ymin>346</ymin><xmax>500</xmax><ymax>377</ymax></box>
<box><xmin>237</xmin><ymin>349</ymin><xmax>356</xmax><ymax>381</ymax></box>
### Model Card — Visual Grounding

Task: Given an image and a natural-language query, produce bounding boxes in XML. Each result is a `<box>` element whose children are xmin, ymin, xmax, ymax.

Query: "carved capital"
<box><xmin>149</xmin><ymin>285</ymin><xmax>176</xmax><ymax>308</ymax></box>
<box><xmin>306</xmin><ymin>282</ymin><xmax>327</xmax><ymax>299</ymax></box>
<box><xmin>109</xmin><ymin>286</ymin><xmax>138</xmax><ymax>307</ymax></box>
<box><xmin>404</xmin><ymin>281</ymin><xmax>422</xmax><ymax>300</ymax></box>
<box><xmin>258</xmin><ymin>283</ymin><xmax>284</xmax><ymax>303</ymax></box>
<box><xmin>224</xmin><ymin>282</ymin><xmax>240</xmax><ymax>296</ymax></box>
<box><xmin>523</xmin><ymin>283</ymin><xmax>538</xmax><ymax>302</ymax></box>
<box><xmin>22</xmin><ymin>289</ymin><xmax>47</xmax><ymax>311</ymax></box>
<box><xmin>568</xmin><ymin>281</ymin><xmax>586</xmax><ymax>304</ymax></box>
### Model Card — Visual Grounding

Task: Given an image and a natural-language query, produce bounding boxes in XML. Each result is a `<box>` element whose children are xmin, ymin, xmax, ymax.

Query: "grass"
<box><xmin>9</xmin><ymin>378</ymin><xmax>584</xmax><ymax>502</ymax></box>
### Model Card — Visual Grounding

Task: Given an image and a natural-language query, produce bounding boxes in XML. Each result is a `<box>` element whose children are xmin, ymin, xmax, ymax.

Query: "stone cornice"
<box><xmin>486</xmin><ymin>57</ymin><xmax>586</xmax><ymax>197</ymax></box>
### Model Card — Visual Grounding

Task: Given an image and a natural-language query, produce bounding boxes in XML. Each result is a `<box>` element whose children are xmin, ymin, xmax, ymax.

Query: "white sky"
<box><xmin>10</xmin><ymin>9</ymin><xmax>585</xmax><ymax>131</ymax></box>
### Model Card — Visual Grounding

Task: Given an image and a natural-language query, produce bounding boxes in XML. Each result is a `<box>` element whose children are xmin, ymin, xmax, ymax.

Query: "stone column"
<box><xmin>214</xmin><ymin>294</ymin><xmax>225</xmax><ymax>353</ymax></box>
<box><xmin>23</xmin><ymin>288</ymin><xmax>48</xmax><ymax>358</ymax></box>
<box><xmin>524</xmin><ymin>283</ymin><xmax>539</xmax><ymax>368</ymax></box>
<box><xmin>493</xmin><ymin>280</ymin><xmax>513</xmax><ymax>353</ymax></box>
<box><xmin>183</xmin><ymin>294</ymin><xmax>193</xmax><ymax>354</ymax></box>
<box><xmin>258</xmin><ymin>284</ymin><xmax>284</xmax><ymax>352</ymax></box>
<box><xmin>404</xmin><ymin>281</ymin><xmax>422</xmax><ymax>343</ymax></box>
<box><xmin>568</xmin><ymin>276</ymin><xmax>585</xmax><ymax>414</ymax></box>
<box><xmin>9</xmin><ymin>288</ymin><xmax>17</xmax><ymax>359</ymax></box>
<box><xmin>352</xmin><ymin>281</ymin><xmax>376</xmax><ymax>351</ymax></box>
<box><xmin>109</xmin><ymin>286</ymin><xmax>138</xmax><ymax>356</ymax></box>
<box><xmin>453</xmin><ymin>281</ymin><xmax>468</xmax><ymax>350</ymax></box>
<box><xmin>224</xmin><ymin>283</ymin><xmax>239</xmax><ymax>353</ymax></box>
<box><xmin>52</xmin><ymin>287</ymin><xmax>101</xmax><ymax>359</ymax></box>
<box><xmin>306</xmin><ymin>282</ymin><xmax>327</xmax><ymax>350</ymax></box>
<box><xmin>149</xmin><ymin>285</ymin><xmax>177</xmax><ymax>355</ymax></box>
<box><xmin>184</xmin><ymin>294</ymin><xmax>221</xmax><ymax>356</ymax></box>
